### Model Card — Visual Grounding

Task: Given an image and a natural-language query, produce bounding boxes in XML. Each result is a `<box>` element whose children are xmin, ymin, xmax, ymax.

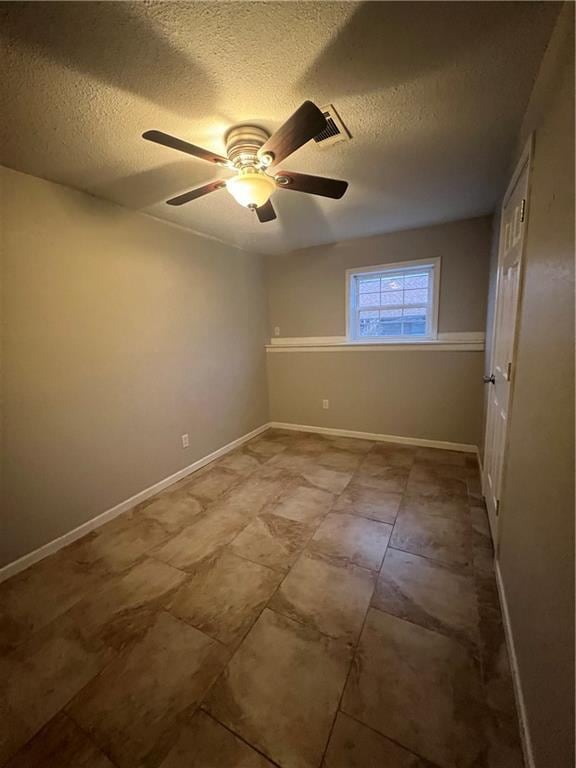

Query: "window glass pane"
<box><xmin>402</xmin><ymin>306</ymin><xmax>427</xmax><ymax>316</ymax></box>
<box><xmin>377</xmin><ymin>308</ymin><xmax>403</xmax><ymax>337</ymax></box>
<box><xmin>380</xmin><ymin>290</ymin><xmax>403</xmax><ymax>306</ymax></box>
<box><xmin>404</xmin><ymin>273</ymin><xmax>428</xmax><ymax>290</ymax></box>
<box><xmin>402</xmin><ymin>306</ymin><xmax>427</xmax><ymax>336</ymax></box>
<box><xmin>358</xmin><ymin>292</ymin><xmax>380</xmax><ymax>308</ymax></box>
<box><xmin>404</xmin><ymin>288</ymin><xmax>428</xmax><ymax>305</ymax></box>
<box><xmin>358</xmin><ymin>278</ymin><xmax>380</xmax><ymax>294</ymax></box>
<box><xmin>358</xmin><ymin>310</ymin><xmax>380</xmax><ymax>337</ymax></box>
<box><xmin>381</xmin><ymin>275</ymin><xmax>404</xmax><ymax>292</ymax></box>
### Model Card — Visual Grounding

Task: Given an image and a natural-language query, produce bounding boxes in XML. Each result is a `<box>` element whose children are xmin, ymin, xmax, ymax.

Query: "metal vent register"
<box><xmin>314</xmin><ymin>104</ymin><xmax>351</xmax><ymax>147</ymax></box>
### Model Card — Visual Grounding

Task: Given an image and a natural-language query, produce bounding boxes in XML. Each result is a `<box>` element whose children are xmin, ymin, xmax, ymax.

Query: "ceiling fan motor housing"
<box><xmin>225</xmin><ymin>125</ymin><xmax>271</xmax><ymax>169</ymax></box>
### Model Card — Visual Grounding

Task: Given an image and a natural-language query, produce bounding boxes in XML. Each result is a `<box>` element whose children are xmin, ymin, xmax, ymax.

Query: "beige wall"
<box><xmin>266</xmin><ymin>217</ymin><xmax>491</xmax><ymax>446</ymax></box>
<box><xmin>0</xmin><ymin>167</ymin><xmax>269</xmax><ymax>567</ymax></box>
<box><xmin>488</xmin><ymin>6</ymin><xmax>575</xmax><ymax>767</ymax></box>
<box><xmin>266</xmin><ymin>216</ymin><xmax>492</xmax><ymax>338</ymax></box>
<box><xmin>267</xmin><ymin>350</ymin><xmax>484</xmax><ymax>445</ymax></box>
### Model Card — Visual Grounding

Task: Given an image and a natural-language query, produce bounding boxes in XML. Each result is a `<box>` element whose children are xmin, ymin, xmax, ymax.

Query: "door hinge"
<box><xmin>506</xmin><ymin>361</ymin><xmax>512</xmax><ymax>381</ymax></box>
<box><xmin>520</xmin><ymin>198</ymin><xmax>526</xmax><ymax>223</ymax></box>
<box><xmin>495</xmin><ymin>499</ymin><xmax>500</xmax><ymax>516</ymax></box>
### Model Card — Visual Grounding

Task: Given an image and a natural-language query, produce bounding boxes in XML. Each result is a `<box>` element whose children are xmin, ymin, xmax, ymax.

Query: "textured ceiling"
<box><xmin>0</xmin><ymin>1</ymin><xmax>560</xmax><ymax>254</ymax></box>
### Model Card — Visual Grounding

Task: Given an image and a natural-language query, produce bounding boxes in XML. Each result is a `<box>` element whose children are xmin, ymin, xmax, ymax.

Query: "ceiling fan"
<box><xmin>142</xmin><ymin>101</ymin><xmax>348</xmax><ymax>223</ymax></box>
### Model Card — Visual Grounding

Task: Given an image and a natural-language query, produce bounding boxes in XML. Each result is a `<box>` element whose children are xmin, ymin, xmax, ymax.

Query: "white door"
<box><xmin>482</xmin><ymin>146</ymin><xmax>531</xmax><ymax>541</ymax></box>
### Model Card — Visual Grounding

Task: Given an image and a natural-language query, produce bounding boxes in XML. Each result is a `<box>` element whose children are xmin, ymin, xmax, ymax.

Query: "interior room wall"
<box><xmin>485</xmin><ymin>5</ymin><xmax>574</xmax><ymax>767</ymax></box>
<box><xmin>0</xmin><ymin>166</ymin><xmax>269</xmax><ymax>568</ymax></box>
<box><xmin>266</xmin><ymin>217</ymin><xmax>492</xmax><ymax>446</ymax></box>
<box><xmin>266</xmin><ymin>216</ymin><xmax>492</xmax><ymax>339</ymax></box>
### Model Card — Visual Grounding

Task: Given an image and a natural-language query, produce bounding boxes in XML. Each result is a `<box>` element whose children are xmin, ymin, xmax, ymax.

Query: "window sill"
<box><xmin>266</xmin><ymin>333</ymin><xmax>485</xmax><ymax>352</ymax></box>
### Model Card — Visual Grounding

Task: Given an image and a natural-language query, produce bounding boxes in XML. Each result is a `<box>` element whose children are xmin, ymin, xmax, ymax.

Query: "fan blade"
<box><xmin>255</xmin><ymin>199</ymin><xmax>277</xmax><ymax>223</ymax></box>
<box><xmin>143</xmin><ymin>130</ymin><xmax>229</xmax><ymax>166</ymax></box>
<box><xmin>275</xmin><ymin>171</ymin><xmax>348</xmax><ymax>199</ymax></box>
<box><xmin>258</xmin><ymin>101</ymin><xmax>327</xmax><ymax>167</ymax></box>
<box><xmin>166</xmin><ymin>180</ymin><xmax>226</xmax><ymax>206</ymax></box>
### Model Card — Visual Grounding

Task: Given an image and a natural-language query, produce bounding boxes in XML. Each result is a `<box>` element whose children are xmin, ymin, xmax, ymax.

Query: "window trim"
<box><xmin>345</xmin><ymin>257</ymin><xmax>441</xmax><ymax>343</ymax></box>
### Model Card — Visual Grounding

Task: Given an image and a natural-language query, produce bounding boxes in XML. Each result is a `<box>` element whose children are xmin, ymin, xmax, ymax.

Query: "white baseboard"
<box><xmin>269</xmin><ymin>421</ymin><xmax>478</xmax><ymax>454</ymax></box>
<box><xmin>495</xmin><ymin>560</ymin><xmax>535</xmax><ymax>768</ymax></box>
<box><xmin>0</xmin><ymin>423</ymin><xmax>270</xmax><ymax>584</ymax></box>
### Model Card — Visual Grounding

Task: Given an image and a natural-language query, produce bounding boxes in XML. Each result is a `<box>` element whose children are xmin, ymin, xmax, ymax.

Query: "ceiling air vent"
<box><xmin>314</xmin><ymin>104</ymin><xmax>351</xmax><ymax>148</ymax></box>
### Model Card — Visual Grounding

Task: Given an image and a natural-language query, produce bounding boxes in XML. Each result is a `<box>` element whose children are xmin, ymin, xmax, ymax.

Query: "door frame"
<box><xmin>482</xmin><ymin>135</ymin><xmax>534</xmax><ymax>547</ymax></box>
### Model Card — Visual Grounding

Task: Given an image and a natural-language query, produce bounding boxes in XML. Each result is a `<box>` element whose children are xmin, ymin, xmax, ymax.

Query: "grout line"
<box><xmin>386</xmin><ymin>544</ymin><xmax>472</xmax><ymax>573</ymax></box>
<box><xmin>318</xmin><ymin>576</ymin><xmax>376</xmax><ymax>766</ymax></box>
<box><xmin>201</xmin><ymin>710</ymin><xmax>283</xmax><ymax>767</ymax></box>
<box><xmin>341</xmin><ymin>711</ymin><xmax>445</xmax><ymax>768</ymax></box>
<box><xmin>64</xmin><ymin>711</ymin><xmax>122</xmax><ymax>768</ymax></box>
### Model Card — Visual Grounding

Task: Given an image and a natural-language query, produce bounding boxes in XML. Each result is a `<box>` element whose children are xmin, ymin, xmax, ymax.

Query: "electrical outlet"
<box><xmin>181</xmin><ymin>433</ymin><xmax>189</xmax><ymax>448</ymax></box>
<box><xmin>274</xmin><ymin>326</ymin><xmax>280</xmax><ymax>337</ymax></box>
<box><xmin>322</xmin><ymin>399</ymin><xmax>329</xmax><ymax>409</ymax></box>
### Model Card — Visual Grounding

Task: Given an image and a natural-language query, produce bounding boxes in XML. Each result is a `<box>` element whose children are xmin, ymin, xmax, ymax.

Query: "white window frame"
<box><xmin>346</xmin><ymin>257</ymin><xmax>441</xmax><ymax>343</ymax></box>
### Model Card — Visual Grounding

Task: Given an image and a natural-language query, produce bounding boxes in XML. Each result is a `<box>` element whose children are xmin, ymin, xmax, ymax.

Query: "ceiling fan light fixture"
<box><xmin>226</xmin><ymin>168</ymin><xmax>276</xmax><ymax>208</ymax></box>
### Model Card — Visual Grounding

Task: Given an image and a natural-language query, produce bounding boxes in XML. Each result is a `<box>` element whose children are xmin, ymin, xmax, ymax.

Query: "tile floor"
<box><xmin>0</xmin><ymin>429</ymin><xmax>524</xmax><ymax>768</ymax></box>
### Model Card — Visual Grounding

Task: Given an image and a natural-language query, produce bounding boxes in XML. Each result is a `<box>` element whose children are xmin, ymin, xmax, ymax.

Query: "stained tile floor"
<box><xmin>1</xmin><ymin>430</ymin><xmax>523</xmax><ymax>768</ymax></box>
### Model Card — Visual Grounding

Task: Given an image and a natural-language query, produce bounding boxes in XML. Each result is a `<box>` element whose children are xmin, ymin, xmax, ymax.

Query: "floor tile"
<box><xmin>152</xmin><ymin>507</ymin><xmax>248</xmax><ymax>570</ymax></box>
<box><xmin>406</xmin><ymin>470</ymin><xmax>468</xmax><ymax>498</ymax></box>
<box><xmin>415</xmin><ymin>448</ymin><xmax>468</xmax><ymax>466</ymax></box>
<box><xmin>137</xmin><ymin>490</ymin><xmax>205</xmax><ymax>534</ymax></box>
<box><xmin>183</xmin><ymin>466</ymin><xmax>242</xmax><ymax>503</ymax></box>
<box><xmin>68</xmin><ymin>611</ymin><xmax>228</xmax><ymax>768</ymax></box>
<box><xmin>68</xmin><ymin>557</ymin><xmax>188</xmax><ymax>650</ymax></box>
<box><xmin>354</xmin><ymin>464</ymin><xmax>410</xmax><ymax>493</ymax></box>
<box><xmin>400</xmin><ymin>494</ymin><xmax>470</xmax><ymax>522</ymax></box>
<box><xmin>409</xmin><ymin>461</ymin><xmax>471</xmax><ymax>482</ymax></box>
<box><xmin>267</xmin><ymin>451</ymin><xmax>320</xmax><ymax>473</ymax></box>
<box><xmin>365</xmin><ymin>443</ymin><xmax>417</xmax><ymax>467</ymax></box>
<box><xmin>391</xmin><ymin>500</ymin><xmax>472</xmax><ymax>567</ymax></box>
<box><xmin>317</xmin><ymin>449</ymin><xmax>362</xmax><ymax>472</ymax></box>
<box><xmin>0</xmin><ymin>615</ymin><xmax>113</xmax><ymax>764</ymax></box>
<box><xmin>68</xmin><ymin>512</ymin><xmax>173</xmax><ymax>574</ymax></box>
<box><xmin>324</xmin><ymin>712</ymin><xmax>434</xmax><ymax>767</ymax></box>
<box><xmin>0</xmin><ymin>550</ymin><xmax>106</xmax><ymax>653</ymax></box>
<box><xmin>229</xmin><ymin>513</ymin><xmax>312</xmax><ymax>572</ymax></box>
<box><xmin>309</xmin><ymin>513</ymin><xmax>392</xmax><ymax>571</ymax></box>
<box><xmin>167</xmin><ymin>552</ymin><xmax>282</xmax><ymax>645</ymax></box>
<box><xmin>218</xmin><ymin>449</ymin><xmax>265</xmax><ymax>474</ymax></box>
<box><xmin>372</xmin><ymin>549</ymin><xmax>478</xmax><ymax>649</ymax></box>
<box><xmin>271</xmin><ymin>484</ymin><xmax>335</xmax><ymax>524</ymax></box>
<box><xmin>217</xmin><ymin>472</ymin><xmax>288</xmax><ymax>515</ymax></box>
<box><xmin>269</xmin><ymin>551</ymin><xmax>374</xmax><ymax>642</ymax></box>
<box><xmin>325</xmin><ymin>436</ymin><xmax>374</xmax><ymax>454</ymax></box>
<box><xmin>245</xmin><ymin>436</ymin><xmax>288</xmax><ymax>458</ymax></box>
<box><xmin>159</xmin><ymin>710</ymin><xmax>274</xmax><ymax>767</ymax></box>
<box><xmin>301</xmin><ymin>466</ymin><xmax>352</xmax><ymax>494</ymax></box>
<box><xmin>203</xmin><ymin>609</ymin><xmax>352</xmax><ymax>768</ymax></box>
<box><xmin>287</xmin><ymin>434</ymin><xmax>330</xmax><ymax>454</ymax></box>
<box><xmin>484</xmin><ymin>706</ymin><xmax>524</xmax><ymax>768</ymax></box>
<box><xmin>466</xmin><ymin>475</ymin><xmax>484</xmax><ymax>502</ymax></box>
<box><xmin>333</xmin><ymin>484</ymin><xmax>402</xmax><ymax>524</ymax></box>
<box><xmin>4</xmin><ymin>712</ymin><xmax>115</xmax><ymax>768</ymax></box>
<box><xmin>341</xmin><ymin>609</ymin><xmax>484</xmax><ymax>768</ymax></box>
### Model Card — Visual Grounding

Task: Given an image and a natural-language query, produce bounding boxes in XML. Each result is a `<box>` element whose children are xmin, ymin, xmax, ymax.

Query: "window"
<box><xmin>347</xmin><ymin>258</ymin><xmax>440</xmax><ymax>342</ymax></box>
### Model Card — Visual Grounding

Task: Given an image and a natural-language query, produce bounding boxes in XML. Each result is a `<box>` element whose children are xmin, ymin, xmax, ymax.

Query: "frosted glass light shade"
<box><xmin>226</xmin><ymin>169</ymin><xmax>276</xmax><ymax>208</ymax></box>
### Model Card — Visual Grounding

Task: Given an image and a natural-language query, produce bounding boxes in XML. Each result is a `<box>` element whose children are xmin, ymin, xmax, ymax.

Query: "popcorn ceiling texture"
<box><xmin>0</xmin><ymin>1</ymin><xmax>560</xmax><ymax>254</ymax></box>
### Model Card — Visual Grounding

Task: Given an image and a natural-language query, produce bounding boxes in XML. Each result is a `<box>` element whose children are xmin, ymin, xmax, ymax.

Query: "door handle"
<box><xmin>483</xmin><ymin>374</ymin><xmax>495</xmax><ymax>384</ymax></box>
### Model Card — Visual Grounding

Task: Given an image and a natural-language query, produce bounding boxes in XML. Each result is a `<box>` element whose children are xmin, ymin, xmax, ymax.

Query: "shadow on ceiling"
<box><xmin>272</xmin><ymin>189</ymin><xmax>335</xmax><ymax>252</ymax></box>
<box><xmin>297</xmin><ymin>1</ymin><xmax>526</xmax><ymax>99</ymax></box>
<box><xmin>0</xmin><ymin>1</ymin><xmax>216</xmax><ymax>116</ymax></box>
<box><xmin>89</xmin><ymin>160</ymin><xmax>229</xmax><ymax>210</ymax></box>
